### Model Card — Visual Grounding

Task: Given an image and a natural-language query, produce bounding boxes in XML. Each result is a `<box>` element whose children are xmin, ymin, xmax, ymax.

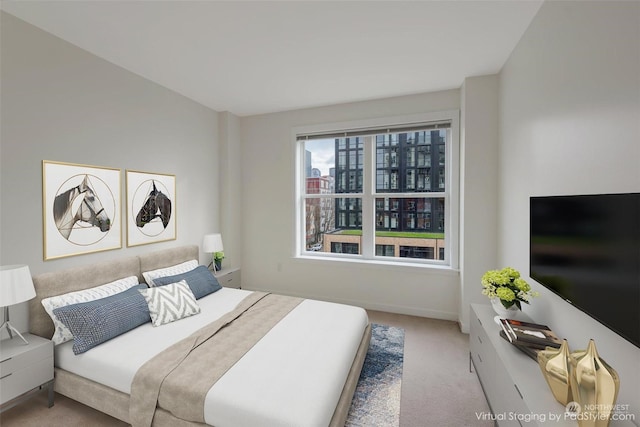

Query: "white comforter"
<box><xmin>55</xmin><ymin>288</ymin><xmax>369</xmax><ymax>427</ymax></box>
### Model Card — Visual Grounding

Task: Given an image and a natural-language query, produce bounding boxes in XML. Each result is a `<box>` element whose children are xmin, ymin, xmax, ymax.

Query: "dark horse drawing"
<box><xmin>53</xmin><ymin>175</ymin><xmax>111</xmax><ymax>240</ymax></box>
<box><xmin>136</xmin><ymin>181</ymin><xmax>172</xmax><ymax>229</ymax></box>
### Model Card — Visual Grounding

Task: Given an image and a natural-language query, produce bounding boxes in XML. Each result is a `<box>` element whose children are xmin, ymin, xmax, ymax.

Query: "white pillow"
<box><xmin>41</xmin><ymin>276</ymin><xmax>140</xmax><ymax>345</ymax></box>
<box><xmin>138</xmin><ymin>280</ymin><xmax>200</xmax><ymax>326</ymax></box>
<box><xmin>142</xmin><ymin>259</ymin><xmax>198</xmax><ymax>286</ymax></box>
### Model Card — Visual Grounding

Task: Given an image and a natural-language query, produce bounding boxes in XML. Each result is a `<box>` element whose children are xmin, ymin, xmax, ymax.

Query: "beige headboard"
<box><xmin>29</xmin><ymin>245</ymin><xmax>199</xmax><ymax>339</ymax></box>
<box><xmin>138</xmin><ymin>245</ymin><xmax>199</xmax><ymax>276</ymax></box>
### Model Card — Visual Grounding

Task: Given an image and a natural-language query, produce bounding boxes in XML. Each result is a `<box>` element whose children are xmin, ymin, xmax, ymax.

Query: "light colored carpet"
<box><xmin>367</xmin><ymin>310</ymin><xmax>492</xmax><ymax>427</ymax></box>
<box><xmin>0</xmin><ymin>310</ymin><xmax>491</xmax><ymax>426</ymax></box>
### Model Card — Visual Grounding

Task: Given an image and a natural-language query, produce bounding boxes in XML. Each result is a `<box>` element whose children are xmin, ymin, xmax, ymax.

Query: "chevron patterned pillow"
<box><xmin>139</xmin><ymin>280</ymin><xmax>201</xmax><ymax>326</ymax></box>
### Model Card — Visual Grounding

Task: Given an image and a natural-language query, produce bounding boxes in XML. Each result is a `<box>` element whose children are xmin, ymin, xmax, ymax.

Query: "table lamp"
<box><xmin>202</xmin><ymin>233</ymin><xmax>224</xmax><ymax>272</ymax></box>
<box><xmin>0</xmin><ymin>265</ymin><xmax>36</xmax><ymax>345</ymax></box>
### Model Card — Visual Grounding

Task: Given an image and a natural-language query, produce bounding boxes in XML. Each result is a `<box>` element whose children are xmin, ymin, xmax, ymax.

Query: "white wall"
<box><xmin>218</xmin><ymin>112</ymin><xmax>243</xmax><ymax>270</ymax></box>
<box><xmin>459</xmin><ymin>75</ymin><xmax>500</xmax><ymax>332</ymax></box>
<box><xmin>0</xmin><ymin>13</ymin><xmax>221</xmax><ymax>335</ymax></box>
<box><xmin>240</xmin><ymin>91</ymin><xmax>463</xmax><ymax>319</ymax></box>
<box><xmin>499</xmin><ymin>1</ymin><xmax>639</xmax><ymax>417</ymax></box>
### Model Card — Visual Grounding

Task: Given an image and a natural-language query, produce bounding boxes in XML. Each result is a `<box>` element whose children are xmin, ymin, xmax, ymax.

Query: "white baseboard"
<box><xmin>242</xmin><ymin>286</ymin><xmax>459</xmax><ymax>322</ymax></box>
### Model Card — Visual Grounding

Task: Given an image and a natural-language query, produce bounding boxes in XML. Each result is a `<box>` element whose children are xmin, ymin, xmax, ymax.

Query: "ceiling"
<box><xmin>1</xmin><ymin>1</ymin><xmax>543</xmax><ymax>117</ymax></box>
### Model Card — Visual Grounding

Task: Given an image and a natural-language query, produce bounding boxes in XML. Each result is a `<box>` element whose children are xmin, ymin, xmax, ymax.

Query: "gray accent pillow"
<box><xmin>152</xmin><ymin>265</ymin><xmax>222</xmax><ymax>299</ymax></box>
<box><xmin>54</xmin><ymin>284</ymin><xmax>151</xmax><ymax>355</ymax></box>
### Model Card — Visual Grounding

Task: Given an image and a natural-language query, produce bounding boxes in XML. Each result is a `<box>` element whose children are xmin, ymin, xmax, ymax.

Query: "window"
<box><xmin>375</xmin><ymin>244</ymin><xmax>395</xmax><ymax>257</ymax></box>
<box><xmin>331</xmin><ymin>242</ymin><xmax>359</xmax><ymax>254</ymax></box>
<box><xmin>296</xmin><ymin>111</ymin><xmax>459</xmax><ymax>268</ymax></box>
<box><xmin>399</xmin><ymin>245</ymin><xmax>434</xmax><ymax>259</ymax></box>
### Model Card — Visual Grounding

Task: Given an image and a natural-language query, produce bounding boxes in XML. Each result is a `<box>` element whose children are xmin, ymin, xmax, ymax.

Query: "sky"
<box><xmin>305</xmin><ymin>139</ymin><xmax>335</xmax><ymax>175</ymax></box>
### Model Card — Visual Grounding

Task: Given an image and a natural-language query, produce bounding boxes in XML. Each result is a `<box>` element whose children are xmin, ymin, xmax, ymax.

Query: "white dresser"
<box><xmin>0</xmin><ymin>333</ymin><xmax>54</xmax><ymax>410</ymax></box>
<box><xmin>470</xmin><ymin>304</ymin><xmax>634</xmax><ymax>426</ymax></box>
<box><xmin>214</xmin><ymin>267</ymin><xmax>241</xmax><ymax>289</ymax></box>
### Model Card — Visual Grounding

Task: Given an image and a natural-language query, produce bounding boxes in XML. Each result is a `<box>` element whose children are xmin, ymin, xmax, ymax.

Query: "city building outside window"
<box><xmin>296</xmin><ymin>111</ymin><xmax>459</xmax><ymax>268</ymax></box>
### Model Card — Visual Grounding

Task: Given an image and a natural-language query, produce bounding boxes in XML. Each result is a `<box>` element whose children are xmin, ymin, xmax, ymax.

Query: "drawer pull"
<box><xmin>477</xmin><ymin>353</ymin><xmax>482</xmax><ymax>363</ymax></box>
<box><xmin>514</xmin><ymin>383</ymin><xmax>523</xmax><ymax>399</ymax></box>
<box><xmin>0</xmin><ymin>373</ymin><xmax>12</xmax><ymax>380</ymax></box>
<box><xmin>477</xmin><ymin>336</ymin><xmax>482</xmax><ymax>344</ymax></box>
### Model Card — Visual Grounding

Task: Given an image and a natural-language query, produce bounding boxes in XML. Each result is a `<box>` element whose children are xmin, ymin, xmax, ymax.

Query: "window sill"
<box><xmin>294</xmin><ymin>254</ymin><xmax>460</xmax><ymax>276</ymax></box>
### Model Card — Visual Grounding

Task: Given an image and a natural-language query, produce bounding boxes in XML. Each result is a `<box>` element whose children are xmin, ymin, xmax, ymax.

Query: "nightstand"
<box><xmin>214</xmin><ymin>267</ymin><xmax>241</xmax><ymax>289</ymax></box>
<box><xmin>0</xmin><ymin>333</ymin><xmax>54</xmax><ymax>411</ymax></box>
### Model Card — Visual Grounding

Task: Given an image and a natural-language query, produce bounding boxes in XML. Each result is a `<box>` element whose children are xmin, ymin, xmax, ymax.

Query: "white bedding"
<box><xmin>55</xmin><ymin>288</ymin><xmax>369</xmax><ymax>427</ymax></box>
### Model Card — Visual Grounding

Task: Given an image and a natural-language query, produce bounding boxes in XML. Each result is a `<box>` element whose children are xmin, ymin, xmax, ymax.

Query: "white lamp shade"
<box><xmin>202</xmin><ymin>233</ymin><xmax>224</xmax><ymax>253</ymax></box>
<box><xmin>0</xmin><ymin>265</ymin><xmax>36</xmax><ymax>307</ymax></box>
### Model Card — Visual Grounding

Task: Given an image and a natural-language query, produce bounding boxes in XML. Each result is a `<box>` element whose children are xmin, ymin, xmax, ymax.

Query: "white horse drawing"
<box><xmin>53</xmin><ymin>175</ymin><xmax>111</xmax><ymax>240</ymax></box>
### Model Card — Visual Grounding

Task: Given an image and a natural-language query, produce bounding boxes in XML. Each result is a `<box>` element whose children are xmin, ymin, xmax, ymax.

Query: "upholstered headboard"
<box><xmin>29</xmin><ymin>245</ymin><xmax>199</xmax><ymax>339</ymax></box>
<box><xmin>138</xmin><ymin>245</ymin><xmax>199</xmax><ymax>276</ymax></box>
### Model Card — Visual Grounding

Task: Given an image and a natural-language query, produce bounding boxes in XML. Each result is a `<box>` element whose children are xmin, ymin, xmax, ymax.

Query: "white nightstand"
<box><xmin>214</xmin><ymin>267</ymin><xmax>241</xmax><ymax>289</ymax></box>
<box><xmin>0</xmin><ymin>333</ymin><xmax>54</xmax><ymax>411</ymax></box>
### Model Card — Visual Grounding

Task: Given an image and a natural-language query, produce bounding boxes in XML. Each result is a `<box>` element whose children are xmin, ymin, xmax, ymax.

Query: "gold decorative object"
<box><xmin>570</xmin><ymin>339</ymin><xmax>620</xmax><ymax>427</ymax></box>
<box><xmin>537</xmin><ymin>339</ymin><xmax>573</xmax><ymax>405</ymax></box>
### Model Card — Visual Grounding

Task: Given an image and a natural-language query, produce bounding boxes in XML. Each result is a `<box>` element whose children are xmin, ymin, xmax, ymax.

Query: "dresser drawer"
<box><xmin>470</xmin><ymin>306</ymin><xmax>508</xmax><ymax>416</ymax></box>
<box><xmin>0</xmin><ymin>356</ymin><xmax>54</xmax><ymax>404</ymax></box>
<box><xmin>470</xmin><ymin>313</ymin><xmax>493</xmax><ymax>382</ymax></box>
<box><xmin>494</xmin><ymin>370</ymin><xmax>531</xmax><ymax>427</ymax></box>
<box><xmin>0</xmin><ymin>340</ymin><xmax>52</xmax><ymax>377</ymax></box>
<box><xmin>215</xmin><ymin>268</ymin><xmax>241</xmax><ymax>289</ymax></box>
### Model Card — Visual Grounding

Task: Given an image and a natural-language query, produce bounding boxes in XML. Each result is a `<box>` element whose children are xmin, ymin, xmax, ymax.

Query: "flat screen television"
<box><xmin>530</xmin><ymin>192</ymin><xmax>640</xmax><ymax>348</ymax></box>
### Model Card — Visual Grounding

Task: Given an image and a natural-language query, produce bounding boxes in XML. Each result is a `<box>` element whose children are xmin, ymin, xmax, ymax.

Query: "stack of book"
<box><xmin>498</xmin><ymin>318</ymin><xmax>562</xmax><ymax>361</ymax></box>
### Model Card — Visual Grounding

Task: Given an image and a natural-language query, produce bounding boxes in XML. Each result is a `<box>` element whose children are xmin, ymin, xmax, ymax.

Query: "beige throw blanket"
<box><xmin>130</xmin><ymin>292</ymin><xmax>303</xmax><ymax>427</ymax></box>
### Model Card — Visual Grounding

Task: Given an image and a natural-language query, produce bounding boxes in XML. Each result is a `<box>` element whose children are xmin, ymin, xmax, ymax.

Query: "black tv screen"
<box><xmin>530</xmin><ymin>193</ymin><xmax>640</xmax><ymax>348</ymax></box>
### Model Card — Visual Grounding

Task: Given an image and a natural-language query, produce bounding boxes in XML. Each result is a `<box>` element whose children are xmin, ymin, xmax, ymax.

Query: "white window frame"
<box><xmin>293</xmin><ymin>110</ymin><xmax>459</xmax><ymax>270</ymax></box>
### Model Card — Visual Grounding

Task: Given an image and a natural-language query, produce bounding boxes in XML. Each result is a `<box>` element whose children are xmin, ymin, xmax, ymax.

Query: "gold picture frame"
<box><xmin>126</xmin><ymin>170</ymin><xmax>176</xmax><ymax>247</ymax></box>
<box><xmin>42</xmin><ymin>160</ymin><xmax>122</xmax><ymax>260</ymax></box>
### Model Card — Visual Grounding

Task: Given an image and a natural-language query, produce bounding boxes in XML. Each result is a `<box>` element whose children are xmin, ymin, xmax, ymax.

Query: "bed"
<box><xmin>28</xmin><ymin>245</ymin><xmax>371</xmax><ymax>427</ymax></box>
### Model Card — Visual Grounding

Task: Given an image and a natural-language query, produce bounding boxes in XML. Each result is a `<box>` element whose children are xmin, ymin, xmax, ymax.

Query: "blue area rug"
<box><xmin>345</xmin><ymin>324</ymin><xmax>405</xmax><ymax>427</ymax></box>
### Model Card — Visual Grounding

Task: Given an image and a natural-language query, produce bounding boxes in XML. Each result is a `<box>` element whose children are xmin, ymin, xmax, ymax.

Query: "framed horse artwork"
<box><xmin>42</xmin><ymin>160</ymin><xmax>122</xmax><ymax>260</ymax></box>
<box><xmin>125</xmin><ymin>170</ymin><xmax>176</xmax><ymax>247</ymax></box>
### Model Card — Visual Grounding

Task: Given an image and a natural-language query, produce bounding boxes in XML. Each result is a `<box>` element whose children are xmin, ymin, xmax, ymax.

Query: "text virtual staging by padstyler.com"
<box><xmin>475</xmin><ymin>403</ymin><xmax>636</xmax><ymax>424</ymax></box>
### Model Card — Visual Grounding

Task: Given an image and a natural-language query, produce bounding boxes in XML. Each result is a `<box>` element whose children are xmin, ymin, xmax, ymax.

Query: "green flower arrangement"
<box><xmin>481</xmin><ymin>267</ymin><xmax>539</xmax><ymax>310</ymax></box>
<box><xmin>213</xmin><ymin>251</ymin><xmax>225</xmax><ymax>270</ymax></box>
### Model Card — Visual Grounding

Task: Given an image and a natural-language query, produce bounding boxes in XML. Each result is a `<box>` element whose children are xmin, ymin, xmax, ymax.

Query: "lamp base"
<box><xmin>1</xmin><ymin>320</ymin><xmax>29</xmax><ymax>345</ymax></box>
<box><xmin>2</xmin><ymin>306</ymin><xmax>29</xmax><ymax>345</ymax></box>
<box><xmin>207</xmin><ymin>261</ymin><xmax>219</xmax><ymax>273</ymax></box>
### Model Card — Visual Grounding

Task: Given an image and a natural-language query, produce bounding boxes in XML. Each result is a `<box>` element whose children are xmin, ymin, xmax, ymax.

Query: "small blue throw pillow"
<box><xmin>152</xmin><ymin>265</ymin><xmax>222</xmax><ymax>299</ymax></box>
<box><xmin>54</xmin><ymin>284</ymin><xmax>151</xmax><ymax>355</ymax></box>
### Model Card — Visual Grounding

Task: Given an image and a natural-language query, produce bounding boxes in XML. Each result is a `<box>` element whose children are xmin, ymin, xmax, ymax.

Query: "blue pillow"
<box><xmin>152</xmin><ymin>265</ymin><xmax>221</xmax><ymax>299</ymax></box>
<box><xmin>54</xmin><ymin>284</ymin><xmax>150</xmax><ymax>355</ymax></box>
